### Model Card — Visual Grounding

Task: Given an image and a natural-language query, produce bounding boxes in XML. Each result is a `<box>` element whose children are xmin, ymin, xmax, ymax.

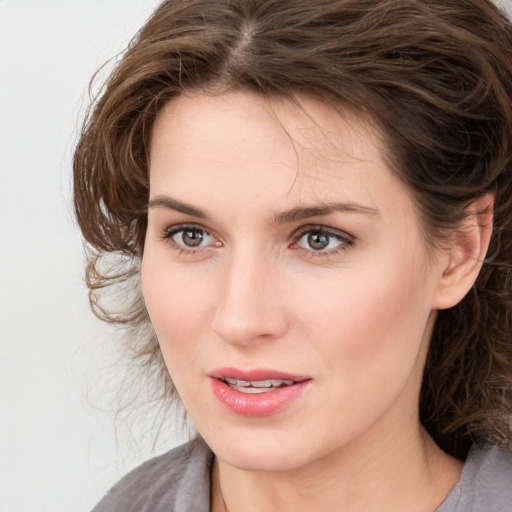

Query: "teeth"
<box><xmin>221</xmin><ymin>377</ymin><xmax>296</xmax><ymax>392</ymax></box>
<box><xmin>225</xmin><ymin>378</ymin><xmax>251</xmax><ymax>387</ymax></box>
<box><xmin>236</xmin><ymin>386</ymin><xmax>270</xmax><ymax>394</ymax></box>
<box><xmin>252</xmin><ymin>379</ymin><xmax>272</xmax><ymax>387</ymax></box>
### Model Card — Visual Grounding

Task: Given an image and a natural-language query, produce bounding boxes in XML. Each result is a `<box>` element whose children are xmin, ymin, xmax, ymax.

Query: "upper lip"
<box><xmin>208</xmin><ymin>367</ymin><xmax>311</xmax><ymax>382</ymax></box>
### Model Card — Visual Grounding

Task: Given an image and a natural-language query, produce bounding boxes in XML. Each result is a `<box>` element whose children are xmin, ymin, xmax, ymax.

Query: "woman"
<box><xmin>74</xmin><ymin>0</ymin><xmax>512</xmax><ymax>510</ymax></box>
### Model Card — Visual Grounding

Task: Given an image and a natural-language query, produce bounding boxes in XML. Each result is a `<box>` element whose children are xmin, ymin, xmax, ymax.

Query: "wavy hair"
<box><xmin>74</xmin><ymin>0</ymin><xmax>512</xmax><ymax>459</ymax></box>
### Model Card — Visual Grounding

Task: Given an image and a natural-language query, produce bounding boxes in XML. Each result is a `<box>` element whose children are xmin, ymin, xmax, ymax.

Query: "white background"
<box><xmin>0</xmin><ymin>2</ymin><xmax>186</xmax><ymax>512</ymax></box>
<box><xmin>1</xmin><ymin>1</ymin><xmax>511</xmax><ymax>512</ymax></box>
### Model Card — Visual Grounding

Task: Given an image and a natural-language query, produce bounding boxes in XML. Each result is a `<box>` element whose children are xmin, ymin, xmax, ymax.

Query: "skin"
<box><xmin>141</xmin><ymin>90</ymin><xmax>491</xmax><ymax>511</ymax></box>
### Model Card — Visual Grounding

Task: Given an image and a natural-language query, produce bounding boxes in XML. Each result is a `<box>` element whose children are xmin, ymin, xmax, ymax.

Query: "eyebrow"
<box><xmin>273</xmin><ymin>203</ymin><xmax>380</xmax><ymax>223</ymax></box>
<box><xmin>148</xmin><ymin>195</ymin><xmax>379</xmax><ymax>222</ymax></box>
<box><xmin>148</xmin><ymin>196</ymin><xmax>209</xmax><ymax>218</ymax></box>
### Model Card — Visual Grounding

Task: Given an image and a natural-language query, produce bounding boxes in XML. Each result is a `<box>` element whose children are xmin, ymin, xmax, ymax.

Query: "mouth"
<box><xmin>209</xmin><ymin>368</ymin><xmax>311</xmax><ymax>417</ymax></box>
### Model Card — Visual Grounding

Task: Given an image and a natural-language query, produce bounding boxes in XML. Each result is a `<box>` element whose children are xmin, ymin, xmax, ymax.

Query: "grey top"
<box><xmin>92</xmin><ymin>439</ymin><xmax>512</xmax><ymax>512</ymax></box>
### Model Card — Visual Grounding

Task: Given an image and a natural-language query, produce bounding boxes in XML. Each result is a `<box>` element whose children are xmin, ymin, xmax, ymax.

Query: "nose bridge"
<box><xmin>212</xmin><ymin>245</ymin><xmax>285</xmax><ymax>345</ymax></box>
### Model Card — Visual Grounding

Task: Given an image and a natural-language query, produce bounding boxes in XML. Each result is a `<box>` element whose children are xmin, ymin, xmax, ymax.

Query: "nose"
<box><xmin>211</xmin><ymin>251</ymin><xmax>288</xmax><ymax>346</ymax></box>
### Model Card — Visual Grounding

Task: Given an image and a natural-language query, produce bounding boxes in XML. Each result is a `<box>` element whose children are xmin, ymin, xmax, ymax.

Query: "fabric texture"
<box><xmin>92</xmin><ymin>439</ymin><xmax>212</xmax><ymax>512</ymax></box>
<box><xmin>436</xmin><ymin>441</ymin><xmax>512</xmax><ymax>512</ymax></box>
<box><xmin>92</xmin><ymin>439</ymin><xmax>512</xmax><ymax>512</ymax></box>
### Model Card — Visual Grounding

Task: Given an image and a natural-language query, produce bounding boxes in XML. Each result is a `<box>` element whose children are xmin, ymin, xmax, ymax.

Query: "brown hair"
<box><xmin>74</xmin><ymin>0</ymin><xmax>512</xmax><ymax>459</ymax></box>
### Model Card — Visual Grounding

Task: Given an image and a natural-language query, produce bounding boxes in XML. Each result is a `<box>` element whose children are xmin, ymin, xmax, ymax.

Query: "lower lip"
<box><xmin>210</xmin><ymin>378</ymin><xmax>310</xmax><ymax>417</ymax></box>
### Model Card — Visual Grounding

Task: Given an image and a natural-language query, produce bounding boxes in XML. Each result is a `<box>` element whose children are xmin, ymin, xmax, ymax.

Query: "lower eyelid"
<box><xmin>290</xmin><ymin>228</ymin><xmax>354</xmax><ymax>257</ymax></box>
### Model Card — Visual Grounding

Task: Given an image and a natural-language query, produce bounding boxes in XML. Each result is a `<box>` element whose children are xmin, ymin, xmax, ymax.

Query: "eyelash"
<box><xmin>159</xmin><ymin>224</ymin><xmax>354</xmax><ymax>258</ymax></box>
<box><xmin>160</xmin><ymin>224</ymin><xmax>217</xmax><ymax>257</ymax></box>
<box><xmin>291</xmin><ymin>226</ymin><xmax>354</xmax><ymax>258</ymax></box>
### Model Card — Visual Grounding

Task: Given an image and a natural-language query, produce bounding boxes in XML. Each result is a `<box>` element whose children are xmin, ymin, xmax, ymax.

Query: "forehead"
<box><xmin>149</xmin><ymin>90</ymin><xmax>410</xmax><ymax>216</ymax></box>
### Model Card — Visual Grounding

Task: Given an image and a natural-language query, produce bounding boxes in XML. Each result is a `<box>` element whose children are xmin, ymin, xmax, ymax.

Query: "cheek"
<box><xmin>141</xmin><ymin>253</ymin><xmax>215</xmax><ymax>402</ymax></box>
<box><xmin>141</xmin><ymin>251</ymin><xmax>212</xmax><ymax>351</ymax></box>
<box><xmin>296</xmin><ymin>256</ymin><xmax>434</xmax><ymax>393</ymax></box>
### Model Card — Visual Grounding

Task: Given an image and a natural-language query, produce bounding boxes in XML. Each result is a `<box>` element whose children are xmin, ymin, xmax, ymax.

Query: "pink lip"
<box><xmin>208</xmin><ymin>367</ymin><xmax>311</xmax><ymax>417</ymax></box>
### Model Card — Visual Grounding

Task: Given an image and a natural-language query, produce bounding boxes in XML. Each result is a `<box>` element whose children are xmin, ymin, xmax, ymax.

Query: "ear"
<box><xmin>432</xmin><ymin>194</ymin><xmax>493</xmax><ymax>310</ymax></box>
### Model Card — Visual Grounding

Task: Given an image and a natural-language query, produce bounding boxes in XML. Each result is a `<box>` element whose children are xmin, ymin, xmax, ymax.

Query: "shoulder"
<box><xmin>91</xmin><ymin>438</ymin><xmax>213</xmax><ymax>512</ymax></box>
<box><xmin>463</xmin><ymin>443</ymin><xmax>512</xmax><ymax>507</ymax></box>
<box><xmin>440</xmin><ymin>442</ymin><xmax>512</xmax><ymax>512</ymax></box>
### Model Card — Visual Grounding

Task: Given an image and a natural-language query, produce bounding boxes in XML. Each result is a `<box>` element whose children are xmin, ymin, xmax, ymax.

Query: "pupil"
<box><xmin>308</xmin><ymin>231</ymin><xmax>329</xmax><ymax>250</ymax></box>
<box><xmin>182</xmin><ymin>229</ymin><xmax>203</xmax><ymax>247</ymax></box>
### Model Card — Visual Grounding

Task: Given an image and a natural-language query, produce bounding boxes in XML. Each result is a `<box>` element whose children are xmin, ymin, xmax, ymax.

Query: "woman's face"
<box><xmin>142</xmin><ymin>91</ymin><xmax>446</xmax><ymax>472</ymax></box>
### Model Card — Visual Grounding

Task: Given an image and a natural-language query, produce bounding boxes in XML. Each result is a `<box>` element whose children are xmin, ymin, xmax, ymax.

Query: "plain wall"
<box><xmin>1</xmin><ymin>1</ymin><xmax>511</xmax><ymax>512</ymax></box>
<box><xmin>0</xmin><ymin>2</ymin><xmax>186</xmax><ymax>512</ymax></box>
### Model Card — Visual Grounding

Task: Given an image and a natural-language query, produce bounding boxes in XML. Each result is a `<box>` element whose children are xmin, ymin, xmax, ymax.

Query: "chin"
<box><xmin>200</xmin><ymin>425</ymin><xmax>322</xmax><ymax>472</ymax></box>
<box><xmin>218</xmin><ymin>444</ymin><xmax>307</xmax><ymax>472</ymax></box>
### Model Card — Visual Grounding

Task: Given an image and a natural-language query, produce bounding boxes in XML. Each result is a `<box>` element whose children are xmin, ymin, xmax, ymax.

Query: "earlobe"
<box><xmin>433</xmin><ymin>194</ymin><xmax>493</xmax><ymax>310</ymax></box>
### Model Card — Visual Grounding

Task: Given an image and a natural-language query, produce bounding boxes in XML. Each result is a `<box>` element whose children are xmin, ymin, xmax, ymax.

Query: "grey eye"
<box><xmin>296</xmin><ymin>228</ymin><xmax>347</xmax><ymax>252</ymax></box>
<box><xmin>307</xmin><ymin>231</ymin><xmax>330</xmax><ymax>250</ymax></box>
<box><xmin>164</xmin><ymin>225</ymin><xmax>219</xmax><ymax>252</ymax></box>
<box><xmin>180</xmin><ymin>229</ymin><xmax>205</xmax><ymax>247</ymax></box>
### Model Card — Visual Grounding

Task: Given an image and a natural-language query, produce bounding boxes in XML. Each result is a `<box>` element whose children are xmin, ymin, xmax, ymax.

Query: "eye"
<box><xmin>162</xmin><ymin>225</ymin><xmax>219</xmax><ymax>251</ymax></box>
<box><xmin>175</xmin><ymin>228</ymin><xmax>209</xmax><ymax>247</ymax></box>
<box><xmin>294</xmin><ymin>227</ymin><xmax>353</xmax><ymax>254</ymax></box>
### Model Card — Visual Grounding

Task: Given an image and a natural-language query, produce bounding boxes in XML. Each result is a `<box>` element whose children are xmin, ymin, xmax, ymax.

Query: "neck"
<box><xmin>211</xmin><ymin>424</ymin><xmax>463</xmax><ymax>512</ymax></box>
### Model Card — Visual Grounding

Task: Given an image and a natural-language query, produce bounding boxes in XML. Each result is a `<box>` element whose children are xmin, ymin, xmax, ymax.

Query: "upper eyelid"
<box><xmin>161</xmin><ymin>223</ymin><xmax>351</xmax><ymax>235</ymax></box>
<box><xmin>292</xmin><ymin>224</ymin><xmax>354</xmax><ymax>241</ymax></box>
<box><xmin>160</xmin><ymin>224</ymin><xmax>213</xmax><ymax>243</ymax></box>
<box><xmin>162</xmin><ymin>223</ymin><xmax>212</xmax><ymax>237</ymax></box>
